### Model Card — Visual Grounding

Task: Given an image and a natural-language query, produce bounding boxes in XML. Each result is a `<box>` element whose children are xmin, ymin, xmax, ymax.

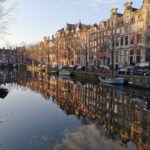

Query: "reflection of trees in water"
<box><xmin>0</xmin><ymin>70</ymin><xmax>149</xmax><ymax>150</ymax></box>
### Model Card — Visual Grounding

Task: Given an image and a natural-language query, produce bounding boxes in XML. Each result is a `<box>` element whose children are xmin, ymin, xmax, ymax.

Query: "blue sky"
<box><xmin>0</xmin><ymin>0</ymin><xmax>143</xmax><ymax>47</ymax></box>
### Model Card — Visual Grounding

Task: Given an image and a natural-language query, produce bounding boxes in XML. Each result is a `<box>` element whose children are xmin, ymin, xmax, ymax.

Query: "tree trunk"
<box><xmin>111</xmin><ymin>36</ymin><xmax>114</xmax><ymax>75</ymax></box>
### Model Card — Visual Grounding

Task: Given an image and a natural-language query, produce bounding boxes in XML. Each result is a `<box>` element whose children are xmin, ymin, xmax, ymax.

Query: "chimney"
<box><xmin>124</xmin><ymin>2</ymin><xmax>133</xmax><ymax>10</ymax></box>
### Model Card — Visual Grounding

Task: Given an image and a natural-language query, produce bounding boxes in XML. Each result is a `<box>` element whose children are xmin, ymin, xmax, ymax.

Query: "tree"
<box><xmin>80</xmin><ymin>38</ymin><xmax>88</xmax><ymax>67</ymax></box>
<box><xmin>104</xmin><ymin>22</ymin><xmax>119</xmax><ymax>74</ymax></box>
<box><xmin>0</xmin><ymin>0</ymin><xmax>15</xmax><ymax>34</ymax></box>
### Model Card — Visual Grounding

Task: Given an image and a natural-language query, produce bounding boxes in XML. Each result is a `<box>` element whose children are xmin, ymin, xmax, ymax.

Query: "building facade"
<box><xmin>0</xmin><ymin>48</ymin><xmax>17</xmax><ymax>66</ymax></box>
<box><xmin>26</xmin><ymin>0</ymin><xmax>150</xmax><ymax>69</ymax></box>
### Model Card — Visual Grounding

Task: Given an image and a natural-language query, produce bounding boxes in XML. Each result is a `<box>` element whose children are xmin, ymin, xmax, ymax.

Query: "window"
<box><xmin>131</xmin><ymin>35</ymin><xmax>134</xmax><ymax>44</ymax></box>
<box><xmin>116</xmin><ymin>51</ymin><xmax>119</xmax><ymax>63</ymax></box>
<box><xmin>130</xmin><ymin>50</ymin><xmax>134</xmax><ymax>55</ymax></box>
<box><xmin>64</xmin><ymin>52</ymin><xmax>67</xmax><ymax>58</ymax></box>
<box><xmin>136</xmin><ymin>56</ymin><xmax>141</xmax><ymax>63</ymax></box>
<box><xmin>146</xmin><ymin>48</ymin><xmax>150</xmax><ymax>62</ymax></box>
<box><xmin>131</xmin><ymin>25</ymin><xmax>135</xmax><ymax>32</ymax></box>
<box><xmin>137</xmin><ymin>49</ymin><xmax>141</xmax><ymax>55</ymax></box>
<box><xmin>125</xmin><ymin>36</ymin><xmax>128</xmax><ymax>45</ymax></box>
<box><xmin>121</xmin><ymin>37</ymin><xmax>124</xmax><ymax>46</ymax></box>
<box><xmin>116</xmin><ymin>28</ymin><xmax>120</xmax><ymax>34</ymax></box>
<box><xmin>146</xmin><ymin>36</ymin><xmax>150</xmax><ymax>43</ymax></box>
<box><xmin>136</xmin><ymin>49</ymin><xmax>141</xmax><ymax>63</ymax></box>
<box><xmin>137</xmin><ymin>34</ymin><xmax>142</xmax><ymax>43</ymax></box>
<box><xmin>112</xmin><ymin>41</ymin><xmax>114</xmax><ymax>48</ymax></box>
<box><xmin>116</xmin><ymin>40</ymin><xmax>119</xmax><ymax>47</ymax></box>
<box><xmin>125</xmin><ymin>50</ymin><xmax>128</xmax><ymax>62</ymax></box>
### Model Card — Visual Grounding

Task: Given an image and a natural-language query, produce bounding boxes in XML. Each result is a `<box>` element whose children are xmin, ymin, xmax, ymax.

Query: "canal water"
<box><xmin>0</xmin><ymin>70</ymin><xmax>150</xmax><ymax>150</ymax></box>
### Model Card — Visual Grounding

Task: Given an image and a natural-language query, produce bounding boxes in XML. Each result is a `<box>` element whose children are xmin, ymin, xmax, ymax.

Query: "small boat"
<box><xmin>99</xmin><ymin>76</ymin><xmax>125</xmax><ymax>85</ymax></box>
<box><xmin>0</xmin><ymin>87</ymin><xmax>9</xmax><ymax>99</ymax></box>
<box><xmin>59</xmin><ymin>69</ymin><xmax>71</xmax><ymax>76</ymax></box>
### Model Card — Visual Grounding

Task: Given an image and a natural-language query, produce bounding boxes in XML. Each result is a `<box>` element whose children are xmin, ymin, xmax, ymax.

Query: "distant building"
<box><xmin>53</xmin><ymin>22</ymin><xmax>89</xmax><ymax>66</ymax></box>
<box><xmin>16</xmin><ymin>46</ymin><xmax>27</xmax><ymax>65</ymax></box>
<box><xmin>0</xmin><ymin>48</ymin><xmax>17</xmax><ymax>66</ymax></box>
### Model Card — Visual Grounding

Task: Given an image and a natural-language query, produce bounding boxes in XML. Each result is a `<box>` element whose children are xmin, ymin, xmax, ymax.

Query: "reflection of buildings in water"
<box><xmin>0</xmin><ymin>70</ymin><xmax>149</xmax><ymax>150</ymax></box>
<box><xmin>54</xmin><ymin>81</ymin><xmax>150</xmax><ymax>150</ymax></box>
<box><xmin>0</xmin><ymin>70</ymin><xmax>29</xmax><ymax>85</ymax></box>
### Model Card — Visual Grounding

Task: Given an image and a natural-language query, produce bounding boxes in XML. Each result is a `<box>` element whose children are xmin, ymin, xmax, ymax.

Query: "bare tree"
<box><xmin>104</xmin><ymin>22</ymin><xmax>119</xmax><ymax>75</ymax></box>
<box><xmin>0</xmin><ymin>0</ymin><xmax>15</xmax><ymax>35</ymax></box>
<box><xmin>80</xmin><ymin>37</ymin><xmax>88</xmax><ymax>67</ymax></box>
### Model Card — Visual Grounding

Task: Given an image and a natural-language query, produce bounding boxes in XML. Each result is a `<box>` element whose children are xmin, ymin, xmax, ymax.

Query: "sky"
<box><xmin>0</xmin><ymin>0</ymin><xmax>143</xmax><ymax>48</ymax></box>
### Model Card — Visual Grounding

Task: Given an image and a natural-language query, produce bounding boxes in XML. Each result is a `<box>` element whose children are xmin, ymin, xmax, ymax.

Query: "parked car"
<box><xmin>134</xmin><ymin>62</ymin><xmax>149</xmax><ymax>67</ymax></box>
<box><xmin>76</xmin><ymin>65</ymin><xmax>86</xmax><ymax>71</ymax></box>
<box><xmin>98</xmin><ymin>65</ymin><xmax>111</xmax><ymax>73</ymax></box>
<box><xmin>130</xmin><ymin>65</ymin><xmax>150</xmax><ymax>76</ymax></box>
<box><xmin>118</xmin><ymin>67</ymin><xmax>132</xmax><ymax>75</ymax></box>
<box><xmin>68</xmin><ymin>65</ymin><xmax>77</xmax><ymax>71</ymax></box>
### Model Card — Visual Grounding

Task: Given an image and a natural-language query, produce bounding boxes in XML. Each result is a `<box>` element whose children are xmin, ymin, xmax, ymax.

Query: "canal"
<box><xmin>0</xmin><ymin>70</ymin><xmax>150</xmax><ymax>150</ymax></box>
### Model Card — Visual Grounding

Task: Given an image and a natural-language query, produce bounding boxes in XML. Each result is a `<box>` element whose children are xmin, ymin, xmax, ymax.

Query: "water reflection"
<box><xmin>53</xmin><ymin>124</ymin><xmax>137</xmax><ymax>150</ymax></box>
<box><xmin>0</xmin><ymin>70</ymin><xmax>150</xmax><ymax>150</ymax></box>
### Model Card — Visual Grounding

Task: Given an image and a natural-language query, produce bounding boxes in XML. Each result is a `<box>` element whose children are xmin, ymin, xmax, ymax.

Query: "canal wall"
<box><xmin>25</xmin><ymin>66</ymin><xmax>150</xmax><ymax>85</ymax></box>
<box><xmin>72</xmin><ymin>71</ymin><xmax>150</xmax><ymax>85</ymax></box>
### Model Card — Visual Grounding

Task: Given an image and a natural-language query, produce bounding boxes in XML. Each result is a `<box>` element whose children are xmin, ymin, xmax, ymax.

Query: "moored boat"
<box><xmin>0</xmin><ymin>87</ymin><xmax>9</xmax><ymax>99</ymax></box>
<box><xmin>99</xmin><ymin>76</ymin><xmax>125</xmax><ymax>85</ymax></box>
<box><xmin>59</xmin><ymin>69</ymin><xmax>71</xmax><ymax>76</ymax></box>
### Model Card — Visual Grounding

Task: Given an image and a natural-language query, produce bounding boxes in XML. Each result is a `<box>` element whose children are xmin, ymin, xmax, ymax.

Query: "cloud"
<box><xmin>88</xmin><ymin>0</ymin><xmax>121</xmax><ymax>8</ymax></box>
<box><xmin>53</xmin><ymin>124</ymin><xmax>136</xmax><ymax>150</ymax></box>
<box><xmin>90</xmin><ymin>0</ymin><xmax>121</xmax><ymax>4</ymax></box>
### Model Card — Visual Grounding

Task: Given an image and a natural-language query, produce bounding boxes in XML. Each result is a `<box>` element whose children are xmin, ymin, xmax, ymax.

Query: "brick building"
<box><xmin>26</xmin><ymin>0</ymin><xmax>150</xmax><ymax>69</ymax></box>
